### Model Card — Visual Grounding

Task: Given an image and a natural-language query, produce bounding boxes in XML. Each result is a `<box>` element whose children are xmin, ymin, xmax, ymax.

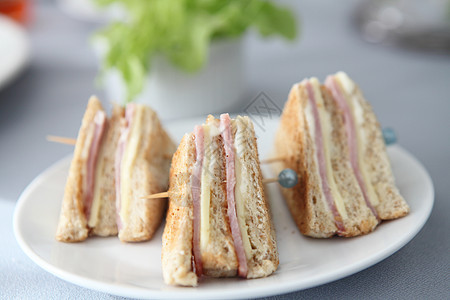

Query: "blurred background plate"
<box><xmin>56</xmin><ymin>0</ymin><xmax>125</xmax><ymax>23</ymax></box>
<box><xmin>0</xmin><ymin>14</ymin><xmax>30</xmax><ymax>91</ymax></box>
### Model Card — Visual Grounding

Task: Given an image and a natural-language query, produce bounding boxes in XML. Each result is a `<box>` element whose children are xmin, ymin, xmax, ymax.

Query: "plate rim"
<box><xmin>13</xmin><ymin>137</ymin><xmax>434</xmax><ymax>299</ymax></box>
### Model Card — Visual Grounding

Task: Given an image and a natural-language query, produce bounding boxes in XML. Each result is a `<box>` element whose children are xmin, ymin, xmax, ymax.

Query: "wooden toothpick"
<box><xmin>141</xmin><ymin>191</ymin><xmax>169</xmax><ymax>199</ymax></box>
<box><xmin>262</xmin><ymin>178</ymin><xmax>279</xmax><ymax>184</ymax></box>
<box><xmin>46</xmin><ymin>135</ymin><xmax>77</xmax><ymax>145</ymax></box>
<box><xmin>47</xmin><ymin>135</ymin><xmax>288</xmax><ymax>166</ymax></box>
<box><xmin>260</xmin><ymin>157</ymin><xmax>285</xmax><ymax>164</ymax></box>
<box><xmin>47</xmin><ymin>135</ymin><xmax>173</xmax><ymax>159</ymax></box>
<box><xmin>141</xmin><ymin>168</ymin><xmax>298</xmax><ymax>200</ymax></box>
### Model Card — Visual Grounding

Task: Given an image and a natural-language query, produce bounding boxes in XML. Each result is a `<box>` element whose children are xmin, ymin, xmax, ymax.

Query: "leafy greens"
<box><xmin>94</xmin><ymin>0</ymin><xmax>297</xmax><ymax>102</ymax></box>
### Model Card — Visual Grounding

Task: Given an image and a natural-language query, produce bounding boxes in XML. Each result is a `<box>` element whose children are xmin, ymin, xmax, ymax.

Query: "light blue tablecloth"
<box><xmin>1</xmin><ymin>0</ymin><xmax>449</xmax><ymax>299</ymax></box>
<box><xmin>1</xmin><ymin>200</ymin><xmax>121</xmax><ymax>299</ymax></box>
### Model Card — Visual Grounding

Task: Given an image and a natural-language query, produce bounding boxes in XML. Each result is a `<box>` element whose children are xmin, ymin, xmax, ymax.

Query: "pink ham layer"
<box><xmin>191</xmin><ymin>125</ymin><xmax>205</xmax><ymax>276</ymax></box>
<box><xmin>84</xmin><ymin>110</ymin><xmax>107</xmax><ymax>221</ymax></box>
<box><xmin>220</xmin><ymin>114</ymin><xmax>248</xmax><ymax>278</ymax></box>
<box><xmin>324</xmin><ymin>77</ymin><xmax>378</xmax><ymax>219</ymax></box>
<box><xmin>305</xmin><ymin>81</ymin><xmax>345</xmax><ymax>233</ymax></box>
<box><xmin>114</xmin><ymin>104</ymin><xmax>136</xmax><ymax>231</ymax></box>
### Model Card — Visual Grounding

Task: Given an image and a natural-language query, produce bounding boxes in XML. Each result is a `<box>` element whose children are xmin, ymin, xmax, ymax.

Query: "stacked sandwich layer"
<box><xmin>56</xmin><ymin>97</ymin><xmax>176</xmax><ymax>243</ymax></box>
<box><xmin>274</xmin><ymin>72</ymin><xmax>409</xmax><ymax>238</ymax></box>
<box><xmin>162</xmin><ymin>114</ymin><xmax>279</xmax><ymax>286</ymax></box>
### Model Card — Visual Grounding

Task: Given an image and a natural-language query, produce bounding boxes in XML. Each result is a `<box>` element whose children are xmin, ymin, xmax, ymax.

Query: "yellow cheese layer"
<box><xmin>120</xmin><ymin>107</ymin><xmax>143</xmax><ymax>225</ymax></box>
<box><xmin>86</xmin><ymin>112</ymin><xmax>106</xmax><ymax>228</ymax></box>
<box><xmin>335</xmin><ymin>72</ymin><xmax>379</xmax><ymax>206</ymax></box>
<box><xmin>309</xmin><ymin>78</ymin><xmax>348</xmax><ymax>220</ymax></box>
<box><xmin>199</xmin><ymin>118</ymin><xmax>253</xmax><ymax>259</ymax></box>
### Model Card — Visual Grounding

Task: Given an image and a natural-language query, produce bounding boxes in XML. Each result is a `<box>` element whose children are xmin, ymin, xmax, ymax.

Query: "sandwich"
<box><xmin>56</xmin><ymin>96</ymin><xmax>111</xmax><ymax>242</ymax></box>
<box><xmin>325</xmin><ymin>72</ymin><xmax>409</xmax><ymax>220</ymax></box>
<box><xmin>56</xmin><ymin>97</ymin><xmax>175</xmax><ymax>242</ymax></box>
<box><xmin>273</xmin><ymin>72</ymin><xmax>409</xmax><ymax>238</ymax></box>
<box><xmin>115</xmin><ymin>103</ymin><xmax>175</xmax><ymax>242</ymax></box>
<box><xmin>162</xmin><ymin>114</ymin><xmax>278</xmax><ymax>286</ymax></box>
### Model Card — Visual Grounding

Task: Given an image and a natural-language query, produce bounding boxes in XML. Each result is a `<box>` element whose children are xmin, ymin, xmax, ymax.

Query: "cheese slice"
<box><xmin>86</xmin><ymin>112</ymin><xmax>107</xmax><ymax>228</ymax></box>
<box><xmin>335</xmin><ymin>72</ymin><xmax>380</xmax><ymax>206</ymax></box>
<box><xmin>119</xmin><ymin>107</ymin><xmax>143</xmax><ymax>225</ymax></box>
<box><xmin>309</xmin><ymin>78</ymin><xmax>348</xmax><ymax>220</ymax></box>
<box><xmin>199</xmin><ymin>118</ymin><xmax>253</xmax><ymax>260</ymax></box>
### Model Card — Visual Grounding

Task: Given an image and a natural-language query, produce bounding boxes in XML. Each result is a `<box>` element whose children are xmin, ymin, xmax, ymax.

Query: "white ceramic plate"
<box><xmin>14</xmin><ymin>117</ymin><xmax>434</xmax><ymax>299</ymax></box>
<box><xmin>0</xmin><ymin>15</ymin><xmax>29</xmax><ymax>90</ymax></box>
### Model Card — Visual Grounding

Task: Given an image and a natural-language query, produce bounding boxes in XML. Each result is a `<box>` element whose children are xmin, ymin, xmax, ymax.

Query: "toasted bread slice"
<box><xmin>232</xmin><ymin>116</ymin><xmax>279</xmax><ymax>277</ymax></box>
<box><xmin>117</xmin><ymin>104</ymin><xmax>176</xmax><ymax>242</ymax></box>
<box><xmin>327</xmin><ymin>72</ymin><xmax>409</xmax><ymax>220</ymax></box>
<box><xmin>162</xmin><ymin>133</ymin><xmax>198</xmax><ymax>286</ymax></box>
<box><xmin>200</xmin><ymin>116</ymin><xmax>238</xmax><ymax>277</ymax></box>
<box><xmin>56</xmin><ymin>96</ymin><xmax>105</xmax><ymax>242</ymax></box>
<box><xmin>90</xmin><ymin>103</ymin><xmax>124</xmax><ymax>236</ymax></box>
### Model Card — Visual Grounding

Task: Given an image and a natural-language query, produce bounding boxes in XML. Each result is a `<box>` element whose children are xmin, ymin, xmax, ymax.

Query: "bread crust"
<box><xmin>56</xmin><ymin>96</ymin><xmax>103</xmax><ymax>242</ymax></box>
<box><xmin>201</xmin><ymin>117</ymin><xmax>238</xmax><ymax>277</ymax></box>
<box><xmin>321</xmin><ymin>87</ymin><xmax>378</xmax><ymax>236</ymax></box>
<box><xmin>233</xmin><ymin>116</ymin><xmax>279</xmax><ymax>278</ymax></box>
<box><xmin>274</xmin><ymin>84</ymin><xmax>337</xmax><ymax>238</ymax></box>
<box><xmin>350</xmin><ymin>86</ymin><xmax>409</xmax><ymax>219</ymax></box>
<box><xmin>118</xmin><ymin>105</ymin><xmax>175</xmax><ymax>242</ymax></box>
<box><xmin>162</xmin><ymin>134</ymin><xmax>198</xmax><ymax>286</ymax></box>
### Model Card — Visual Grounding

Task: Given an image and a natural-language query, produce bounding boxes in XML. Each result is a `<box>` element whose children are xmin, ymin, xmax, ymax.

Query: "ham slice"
<box><xmin>325</xmin><ymin>77</ymin><xmax>378</xmax><ymax>219</ymax></box>
<box><xmin>305</xmin><ymin>82</ymin><xmax>345</xmax><ymax>233</ymax></box>
<box><xmin>191</xmin><ymin>125</ymin><xmax>204</xmax><ymax>276</ymax></box>
<box><xmin>84</xmin><ymin>111</ymin><xmax>107</xmax><ymax>221</ymax></box>
<box><xmin>114</xmin><ymin>104</ymin><xmax>135</xmax><ymax>231</ymax></box>
<box><xmin>220</xmin><ymin>114</ymin><xmax>248</xmax><ymax>278</ymax></box>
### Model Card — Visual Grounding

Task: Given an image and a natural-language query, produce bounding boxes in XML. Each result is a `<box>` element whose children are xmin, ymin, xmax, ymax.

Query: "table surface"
<box><xmin>1</xmin><ymin>1</ymin><xmax>449</xmax><ymax>299</ymax></box>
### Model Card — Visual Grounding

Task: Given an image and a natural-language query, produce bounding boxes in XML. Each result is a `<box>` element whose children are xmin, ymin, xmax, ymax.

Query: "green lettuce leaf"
<box><xmin>94</xmin><ymin>0</ymin><xmax>298</xmax><ymax>102</ymax></box>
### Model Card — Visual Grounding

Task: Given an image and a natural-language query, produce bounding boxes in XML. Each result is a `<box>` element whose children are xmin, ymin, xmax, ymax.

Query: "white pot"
<box><xmin>101</xmin><ymin>38</ymin><xmax>244</xmax><ymax>120</ymax></box>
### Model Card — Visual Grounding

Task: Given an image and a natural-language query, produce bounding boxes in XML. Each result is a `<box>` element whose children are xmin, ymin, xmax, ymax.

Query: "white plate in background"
<box><xmin>0</xmin><ymin>15</ymin><xmax>29</xmax><ymax>90</ymax></box>
<box><xmin>14</xmin><ymin>117</ymin><xmax>434</xmax><ymax>299</ymax></box>
<box><xmin>56</xmin><ymin>0</ymin><xmax>125</xmax><ymax>23</ymax></box>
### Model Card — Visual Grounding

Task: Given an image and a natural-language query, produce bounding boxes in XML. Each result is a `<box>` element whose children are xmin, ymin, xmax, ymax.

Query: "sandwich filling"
<box><xmin>325</xmin><ymin>74</ymin><xmax>379</xmax><ymax>219</ymax></box>
<box><xmin>232</xmin><ymin>117</ymin><xmax>253</xmax><ymax>266</ymax></box>
<box><xmin>220</xmin><ymin>114</ymin><xmax>248</xmax><ymax>278</ymax></box>
<box><xmin>84</xmin><ymin>110</ymin><xmax>107</xmax><ymax>223</ymax></box>
<box><xmin>115</xmin><ymin>104</ymin><xmax>136</xmax><ymax>231</ymax></box>
<box><xmin>303</xmin><ymin>79</ymin><xmax>345</xmax><ymax>232</ymax></box>
<box><xmin>190</xmin><ymin>115</ymin><xmax>249</xmax><ymax>278</ymax></box>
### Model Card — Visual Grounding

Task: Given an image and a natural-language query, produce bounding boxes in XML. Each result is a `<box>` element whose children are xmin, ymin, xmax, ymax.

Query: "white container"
<box><xmin>101</xmin><ymin>38</ymin><xmax>245</xmax><ymax>120</ymax></box>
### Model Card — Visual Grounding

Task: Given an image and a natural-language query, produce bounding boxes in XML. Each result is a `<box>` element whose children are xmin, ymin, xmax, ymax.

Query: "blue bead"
<box><xmin>278</xmin><ymin>168</ymin><xmax>298</xmax><ymax>188</ymax></box>
<box><xmin>383</xmin><ymin>127</ymin><xmax>397</xmax><ymax>145</ymax></box>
